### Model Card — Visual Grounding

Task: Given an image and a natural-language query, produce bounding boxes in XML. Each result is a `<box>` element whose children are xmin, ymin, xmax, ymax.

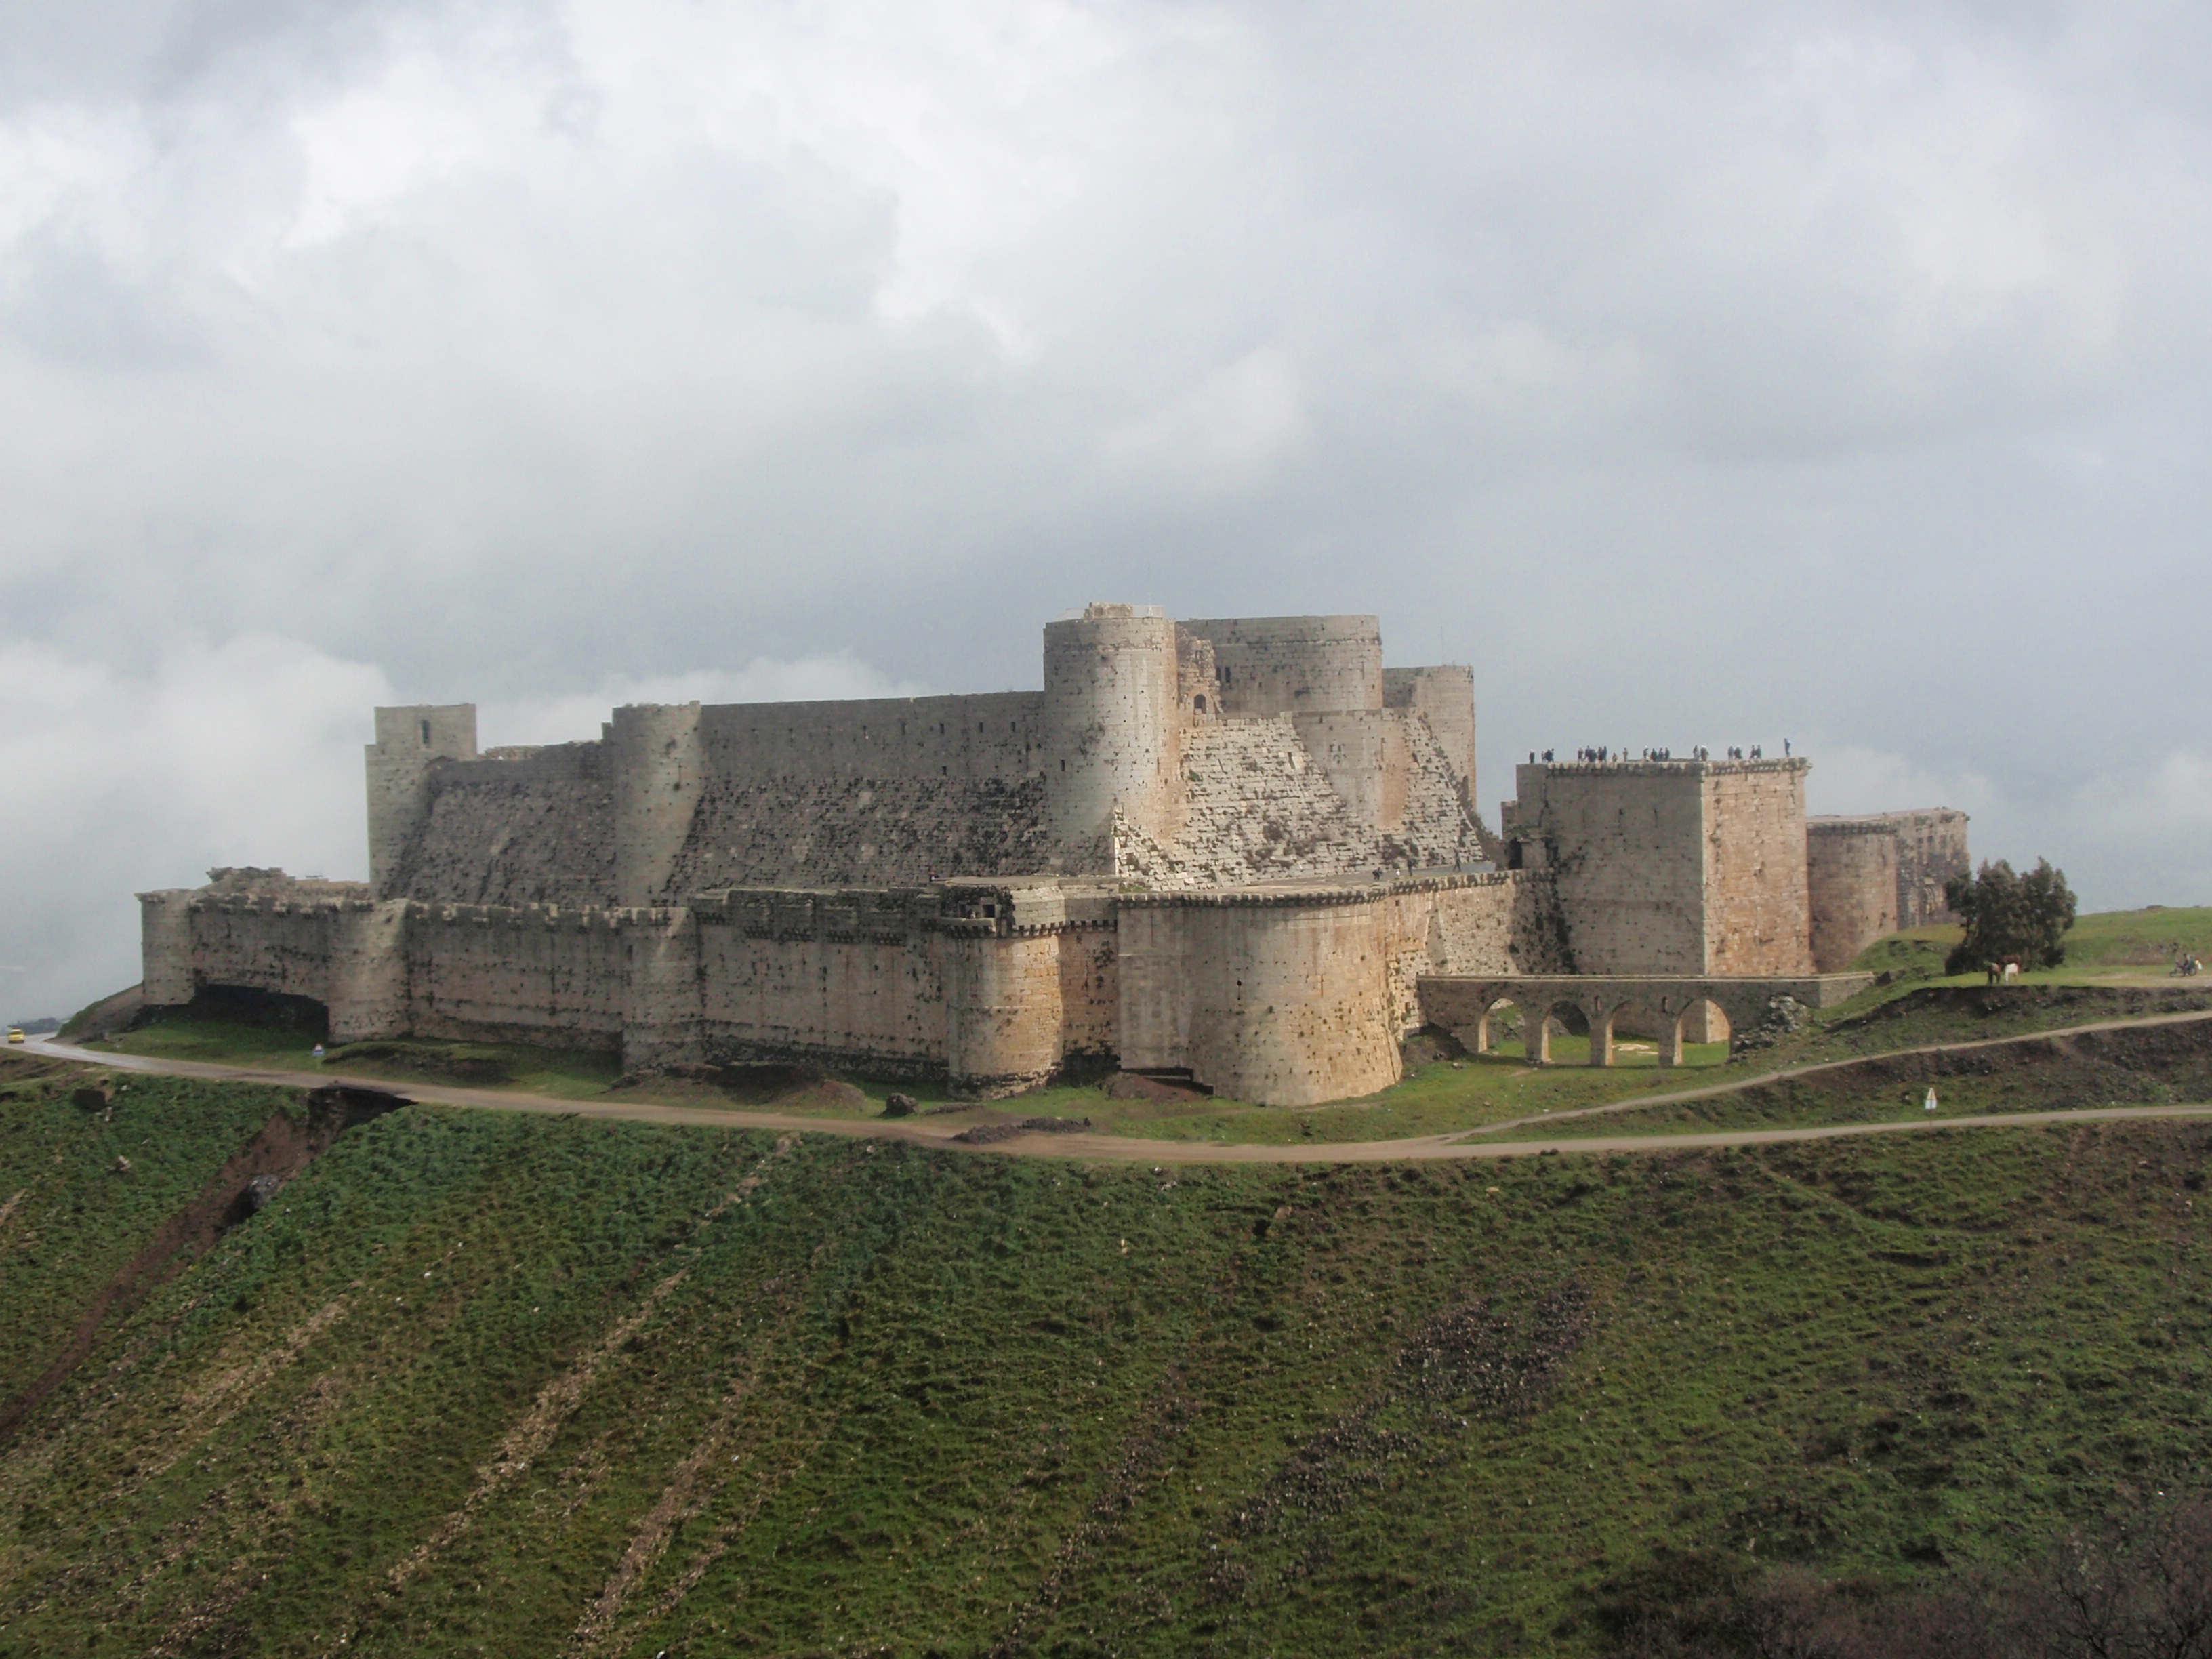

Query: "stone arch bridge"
<box><xmin>1418</xmin><ymin>973</ymin><xmax>1875</xmax><ymax>1067</ymax></box>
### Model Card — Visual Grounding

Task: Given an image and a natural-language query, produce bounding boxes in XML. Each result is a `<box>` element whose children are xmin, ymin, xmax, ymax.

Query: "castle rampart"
<box><xmin>139</xmin><ymin>606</ymin><xmax>1961</xmax><ymax>1106</ymax></box>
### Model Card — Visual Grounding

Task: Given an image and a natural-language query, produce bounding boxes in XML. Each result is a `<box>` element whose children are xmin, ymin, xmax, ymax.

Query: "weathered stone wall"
<box><xmin>365</xmin><ymin>611</ymin><xmax>1483</xmax><ymax>910</ymax></box>
<box><xmin>139</xmin><ymin>890</ymin><xmax>199</xmax><ymax>1006</ymax></box>
<box><xmin>1292</xmin><ymin>710</ymin><xmax>1408</xmax><ymax>835</ymax></box>
<box><xmin>1807</xmin><ymin>819</ymin><xmax>1900</xmax><ymax>972</ymax></box>
<box><xmin>689</xmin><ymin>888</ymin><xmax>948</xmax><ymax>1077</ymax></box>
<box><xmin>1183</xmin><ymin>615</ymin><xmax>1383</xmax><ymax>718</ymax></box>
<box><xmin>1121</xmin><ymin>712</ymin><xmax>1479</xmax><ymax>890</ymax></box>
<box><xmin>1702</xmin><ymin>761</ymin><xmax>1814</xmax><ymax>975</ymax></box>
<box><xmin>387</xmin><ymin>744</ymin><xmax>618</xmax><ymax>908</ymax></box>
<box><xmin>402</xmin><ymin>903</ymin><xmax>629</xmax><ymax>1051</ymax></box>
<box><xmin>1114</xmin><ymin>873</ymin><xmax>1537</xmax><ymax>1105</ymax></box>
<box><xmin>1138</xmin><ymin>718</ymin><xmax>1364</xmax><ymax>885</ymax></box>
<box><xmin>1116</xmin><ymin>891</ymin><xmax>1403</xmax><ymax>1105</ymax></box>
<box><xmin>1505</xmin><ymin>759</ymin><xmax>1814</xmax><ymax>977</ymax></box>
<box><xmin>1811</xmin><ymin>808</ymin><xmax>1971</xmax><ymax>929</ymax></box>
<box><xmin>1509</xmin><ymin>763</ymin><xmax>1709</xmax><ymax>974</ymax></box>
<box><xmin>665</xmin><ymin>774</ymin><xmax>1052</xmax><ymax>892</ymax></box>
<box><xmin>697</xmin><ymin>691</ymin><xmax>1046</xmax><ymax>785</ymax></box>
<box><xmin>1387</xmin><ymin>713</ymin><xmax>1483</xmax><ymax>871</ymax></box>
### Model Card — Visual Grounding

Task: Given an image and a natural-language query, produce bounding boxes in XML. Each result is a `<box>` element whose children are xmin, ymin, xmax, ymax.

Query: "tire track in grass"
<box><xmin>565</xmin><ymin>1332</ymin><xmax>827</xmax><ymax>1656</ymax></box>
<box><xmin>380</xmin><ymin>1268</ymin><xmax>691</xmax><ymax>1598</ymax></box>
<box><xmin>365</xmin><ymin>1135</ymin><xmax>808</xmax><ymax>1645</ymax></box>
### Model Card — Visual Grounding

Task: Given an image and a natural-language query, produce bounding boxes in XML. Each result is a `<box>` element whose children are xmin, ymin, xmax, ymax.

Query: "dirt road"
<box><xmin>21</xmin><ymin>1024</ymin><xmax>2212</xmax><ymax>1164</ymax></box>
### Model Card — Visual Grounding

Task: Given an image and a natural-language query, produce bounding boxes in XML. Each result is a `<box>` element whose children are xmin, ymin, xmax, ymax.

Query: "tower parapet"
<box><xmin>1042</xmin><ymin>605</ymin><xmax>1183</xmax><ymax>869</ymax></box>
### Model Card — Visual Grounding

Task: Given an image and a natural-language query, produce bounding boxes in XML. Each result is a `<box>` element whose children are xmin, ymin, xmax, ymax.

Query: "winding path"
<box><xmin>20</xmin><ymin>1017</ymin><xmax>2212</xmax><ymax>1165</ymax></box>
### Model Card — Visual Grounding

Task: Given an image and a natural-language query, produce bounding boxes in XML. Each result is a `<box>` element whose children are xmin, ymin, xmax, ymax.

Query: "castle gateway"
<box><xmin>139</xmin><ymin>607</ymin><xmax>1965</xmax><ymax>1105</ymax></box>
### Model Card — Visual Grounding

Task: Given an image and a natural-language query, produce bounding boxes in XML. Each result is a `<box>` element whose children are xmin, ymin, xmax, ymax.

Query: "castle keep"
<box><xmin>139</xmin><ymin>607</ymin><xmax>1965</xmax><ymax>1105</ymax></box>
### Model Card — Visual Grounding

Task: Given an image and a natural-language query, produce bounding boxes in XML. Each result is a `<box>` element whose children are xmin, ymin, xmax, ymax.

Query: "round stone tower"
<box><xmin>1043</xmin><ymin>604</ymin><xmax>1182</xmax><ymax>869</ymax></box>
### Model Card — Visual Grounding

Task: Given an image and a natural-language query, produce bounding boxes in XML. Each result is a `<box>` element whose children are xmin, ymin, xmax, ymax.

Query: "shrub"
<box><xmin>1944</xmin><ymin>858</ymin><xmax>2078</xmax><ymax>975</ymax></box>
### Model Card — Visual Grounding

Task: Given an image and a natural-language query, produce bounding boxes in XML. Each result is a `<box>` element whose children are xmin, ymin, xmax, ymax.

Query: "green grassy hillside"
<box><xmin>0</xmin><ymin>1054</ymin><xmax>2207</xmax><ymax>1656</ymax></box>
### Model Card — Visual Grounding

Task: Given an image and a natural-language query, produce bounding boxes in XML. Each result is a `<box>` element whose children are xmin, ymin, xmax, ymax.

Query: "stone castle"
<box><xmin>138</xmin><ymin>607</ymin><xmax>1969</xmax><ymax>1105</ymax></box>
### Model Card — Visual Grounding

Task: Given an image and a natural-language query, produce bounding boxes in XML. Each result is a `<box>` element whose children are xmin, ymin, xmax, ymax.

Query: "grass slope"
<box><xmin>0</xmin><ymin>1072</ymin><xmax>2205</xmax><ymax>1656</ymax></box>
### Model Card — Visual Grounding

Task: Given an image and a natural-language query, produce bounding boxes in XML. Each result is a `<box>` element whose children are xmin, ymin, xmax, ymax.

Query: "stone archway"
<box><xmin>1673</xmin><ymin>998</ymin><xmax>1731</xmax><ymax>1065</ymax></box>
<box><xmin>1598</xmin><ymin>1001</ymin><xmax>1673</xmax><ymax>1067</ymax></box>
<box><xmin>1473</xmin><ymin>996</ymin><xmax>1526</xmax><ymax>1058</ymax></box>
<box><xmin>1533</xmin><ymin>999</ymin><xmax>1590</xmax><ymax>1066</ymax></box>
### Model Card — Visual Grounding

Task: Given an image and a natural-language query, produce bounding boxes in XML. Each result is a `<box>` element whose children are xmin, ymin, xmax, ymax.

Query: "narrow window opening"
<box><xmin>419</xmin><ymin>718</ymin><xmax>431</xmax><ymax>745</ymax></box>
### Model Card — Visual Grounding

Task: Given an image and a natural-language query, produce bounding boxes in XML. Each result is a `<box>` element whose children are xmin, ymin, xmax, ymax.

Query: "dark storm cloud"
<box><xmin>0</xmin><ymin>0</ymin><xmax>2207</xmax><ymax>1014</ymax></box>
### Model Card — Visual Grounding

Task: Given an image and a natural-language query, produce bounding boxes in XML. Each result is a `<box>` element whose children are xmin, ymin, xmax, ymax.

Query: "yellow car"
<box><xmin>5</xmin><ymin>1029</ymin><xmax>22</xmax><ymax>1044</ymax></box>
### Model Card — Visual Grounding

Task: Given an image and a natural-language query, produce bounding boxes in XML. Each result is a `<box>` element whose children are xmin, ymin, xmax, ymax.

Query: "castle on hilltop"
<box><xmin>139</xmin><ymin>607</ymin><xmax>1968</xmax><ymax>1105</ymax></box>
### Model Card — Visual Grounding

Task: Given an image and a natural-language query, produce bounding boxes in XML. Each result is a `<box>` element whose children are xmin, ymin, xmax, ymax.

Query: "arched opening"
<box><xmin>1533</xmin><ymin>1000</ymin><xmax>1590</xmax><ymax>1066</ymax></box>
<box><xmin>1671</xmin><ymin>999</ymin><xmax>1732</xmax><ymax>1067</ymax></box>
<box><xmin>1194</xmin><ymin>694</ymin><xmax>1208</xmax><ymax>714</ymax></box>
<box><xmin>1473</xmin><ymin>997</ymin><xmax>1526</xmax><ymax>1059</ymax></box>
<box><xmin>1599</xmin><ymin>1001</ymin><xmax>1672</xmax><ymax>1068</ymax></box>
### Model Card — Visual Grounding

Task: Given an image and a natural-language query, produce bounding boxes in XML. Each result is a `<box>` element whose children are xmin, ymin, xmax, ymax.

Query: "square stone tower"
<box><xmin>1504</xmin><ymin>758</ymin><xmax>1814</xmax><ymax>975</ymax></box>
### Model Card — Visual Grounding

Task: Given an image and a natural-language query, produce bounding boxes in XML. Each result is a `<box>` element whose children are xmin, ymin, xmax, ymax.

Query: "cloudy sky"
<box><xmin>2</xmin><ymin>0</ymin><xmax>2208</xmax><ymax>1017</ymax></box>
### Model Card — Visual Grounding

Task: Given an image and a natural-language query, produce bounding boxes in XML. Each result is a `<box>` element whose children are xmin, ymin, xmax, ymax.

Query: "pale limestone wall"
<box><xmin>1117</xmin><ymin>893</ymin><xmax>1404</xmax><ymax>1105</ymax></box>
<box><xmin>1511</xmin><ymin>763</ymin><xmax>1708</xmax><ymax>974</ymax></box>
<box><xmin>367</xmin><ymin>610</ymin><xmax>1482</xmax><ymax>909</ymax></box>
<box><xmin>401</xmin><ymin>903</ymin><xmax>628</xmax><ymax>1051</ymax></box>
<box><xmin>1504</xmin><ymin>759</ymin><xmax>1814</xmax><ymax>976</ymax></box>
<box><xmin>1143</xmin><ymin>718</ymin><xmax>1365</xmax><ymax>884</ymax></box>
<box><xmin>1423</xmin><ymin>874</ymin><xmax>1553</xmax><ymax>975</ymax></box>
<box><xmin>666</xmin><ymin>774</ymin><xmax>1052</xmax><ymax>893</ymax></box>
<box><xmin>1703</xmin><ymin>762</ymin><xmax>1814</xmax><ymax>975</ymax></box>
<box><xmin>693</xmin><ymin>896</ymin><xmax>947</xmax><ymax>1077</ymax></box>
<box><xmin>1184</xmin><ymin>615</ymin><xmax>1382</xmax><ymax>718</ymax></box>
<box><xmin>1057</xmin><ymin>923</ymin><xmax>1120</xmax><ymax>1061</ymax></box>
<box><xmin>1113</xmin><ymin>874</ymin><xmax>1532</xmax><ymax>1105</ymax></box>
<box><xmin>367</xmin><ymin>706</ymin><xmax>476</xmax><ymax>897</ymax></box>
<box><xmin>1387</xmin><ymin>712</ymin><xmax>1483</xmax><ymax>871</ymax></box>
<box><xmin>698</xmin><ymin>691</ymin><xmax>1046</xmax><ymax>783</ymax></box>
<box><xmin>1807</xmin><ymin>821</ymin><xmax>1900</xmax><ymax>972</ymax></box>
<box><xmin>1384</xmin><ymin>665</ymin><xmax>1476</xmax><ymax>810</ymax></box>
<box><xmin>1292</xmin><ymin>710</ymin><xmax>1407</xmax><ymax>834</ymax></box>
<box><xmin>1126</xmin><ymin>711</ymin><xmax>1479</xmax><ymax>890</ymax></box>
<box><xmin>329</xmin><ymin>903</ymin><xmax>411</xmax><ymax>1040</ymax></box>
<box><xmin>142</xmin><ymin>863</ymin><xmax>1579</xmax><ymax>1105</ymax></box>
<box><xmin>944</xmin><ymin>929</ymin><xmax>1067</xmax><ymax>1096</ymax></box>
